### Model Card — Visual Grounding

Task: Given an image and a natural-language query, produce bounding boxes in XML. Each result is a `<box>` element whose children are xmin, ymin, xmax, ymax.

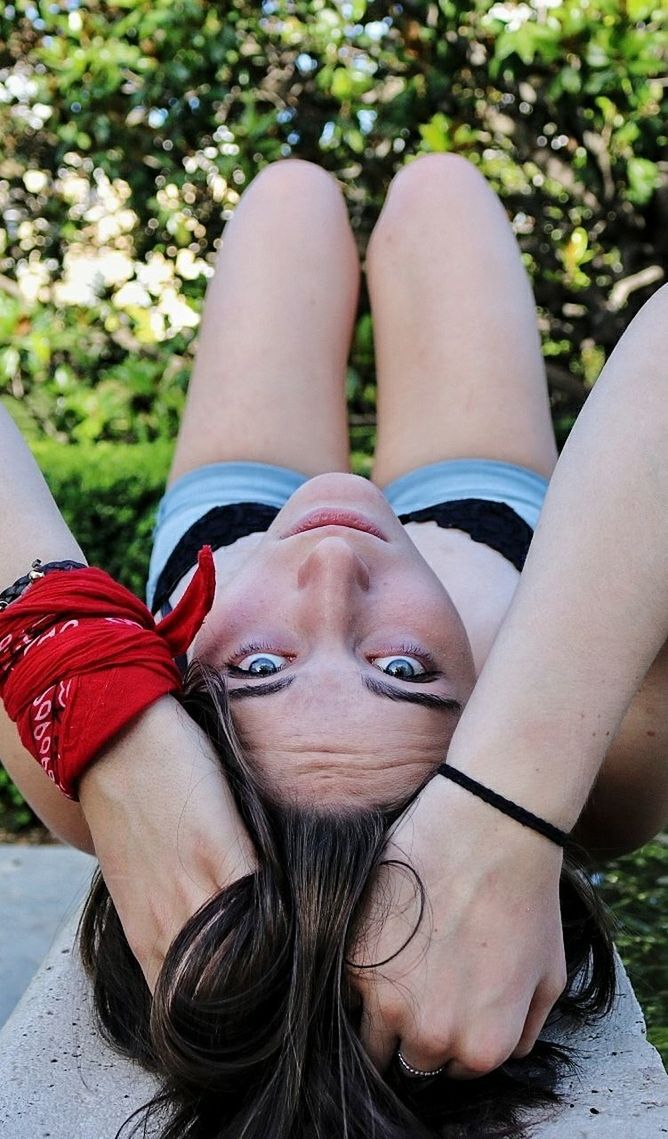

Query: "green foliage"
<box><xmin>0</xmin><ymin>766</ymin><xmax>34</xmax><ymax>832</ymax></box>
<box><xmin>598</xmin><ymin>838</ymin><xmax>668</xmax><ymax>1062</ymax></box>
<box><xmin>28</xmin><ymin>438</ymin><xmax>173</xmax><ymax>593</ymax></box>
<box><xmin>0</xmin><ymin>0</ymin><xmax>666</xmax><ymax>444</ymax></box>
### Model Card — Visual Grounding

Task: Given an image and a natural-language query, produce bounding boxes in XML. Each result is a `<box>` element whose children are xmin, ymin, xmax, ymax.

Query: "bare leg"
<box><xmin>168</xmin><ymin>159</ymin><xmax>360</xmax><ymax>486</ymax></box>
<box><xmin>365</xmin><ymin>153</ymin><xmax>558</xmax><ymax>487</ymax></box>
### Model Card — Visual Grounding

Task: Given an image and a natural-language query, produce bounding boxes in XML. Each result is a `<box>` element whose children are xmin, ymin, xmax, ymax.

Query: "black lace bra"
<box><xmin>151</xmin><ymin>498</ymin><xmax>533</xmax><ymax>617</ymax></box>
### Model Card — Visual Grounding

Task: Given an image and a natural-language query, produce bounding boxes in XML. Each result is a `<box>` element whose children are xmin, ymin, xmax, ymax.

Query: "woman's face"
<box><xmin>190</xmin><ymin>474</ymin><xmax>476</xmax><ymax>808</ymax></box>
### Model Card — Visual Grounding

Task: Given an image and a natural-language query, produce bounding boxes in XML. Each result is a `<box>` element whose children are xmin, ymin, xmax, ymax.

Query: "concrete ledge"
<box><xmin>0</xmin><ymin>906</ymin><xmax>161</xmax><ymax>1138</ymax></box>
<box><xmin>0</xmin><ymin>900</ymin><xmax>666</xmax><ymax>1137</ymax></box>
<box><xmin>529</xmin><ymin>967</ymin><xmax>668</xmax><ymax>1137</ymax></box>
<box><xmin>0</xmin><ymin>844</ymin><xmax>95</xmax><ymax>1027</ymax></box>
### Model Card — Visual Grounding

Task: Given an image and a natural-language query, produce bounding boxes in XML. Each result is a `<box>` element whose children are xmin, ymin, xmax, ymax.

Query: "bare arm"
<box><xmin>356</xmin><ymin>283</ymin><xmax>668</xmax><ymax>1077</ymax></box>
<box><xmin>574</xmin><ymin>637</ymin><xmax>668</xmax><ymax>856</ymax></box>
<box><xmin>0</xmin><ymin>406</ymin><xmax>256</xmax><ymax>989</ymax></box>
<box><xmin>443</xmin><ymin>282</ymin><xmax>668</xmax><ymax>849</ymax></box>
<box><xmin>0</xmin><ymin>405</ymin><xmax>93</xmax><ymax>849</ymax></box>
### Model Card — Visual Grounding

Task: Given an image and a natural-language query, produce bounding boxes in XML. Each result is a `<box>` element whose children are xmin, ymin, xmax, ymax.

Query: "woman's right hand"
<box><xmin>351</xmin><ymin>773</ymin><xmax>566</xmax><ymax>1079</ymax></box>
<box><xmin>78</xmin><ymin>694</ymin><xmax>256</xmax><ymax>992</ymax></box>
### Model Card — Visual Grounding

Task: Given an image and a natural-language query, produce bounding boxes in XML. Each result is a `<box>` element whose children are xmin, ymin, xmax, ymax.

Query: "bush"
<box><xmin>0</xmin><ymin>768</ymin><xmax>34</xmax><ymax>834</ymax></box>
<box><xmin>28</xmin><ymin>438</ymin><xmax>173</xmax><ymax>594</ymax></box>
<box><xmin>0</xmin><ymin>0</ymin><xmax>666</xmax><ymax>452</ymax></box>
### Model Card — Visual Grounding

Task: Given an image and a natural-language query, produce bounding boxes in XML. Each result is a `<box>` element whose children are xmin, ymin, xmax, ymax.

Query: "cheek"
<box><xmin>218</xmin><ymin>571</ymin><xmax>289</xmax><ymax>629</ymax></box>
<box><xmin>189</xmin><ymin>574</ymin><xmax>294</xmax><ymax>665</ymax></box>
<box><xmin>401</xmin><ymin>584</ymin><xmax>476</xmax><ymax>692</ymax></box>
<box><xmin>386</xmin><ymin>577</ymin><xmax>462</xmax><ymax>641</ymax></box>
<box><xmin>188</xmin><ymin>592</ymin><xmax>253</xmax><ymax>662</ymax></box>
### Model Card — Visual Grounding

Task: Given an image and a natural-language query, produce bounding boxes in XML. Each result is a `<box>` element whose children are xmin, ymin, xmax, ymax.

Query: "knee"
<box><xmin>369</xmin><ymin>153</ymin><xmax>491</xmax><ymax>247</ymax></box>
<box><xmin>389</xmin><ymin>152</ymin><xmax>488</xmax><ymax>200</ymax></box>
<box><xmin>250</xmin><ymin>157</ymin><xmax>344</xmax><ymax>200</ymax></box>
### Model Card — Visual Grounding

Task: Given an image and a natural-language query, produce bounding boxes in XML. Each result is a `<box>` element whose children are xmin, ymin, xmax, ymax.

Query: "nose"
<box><xmin>297</xmin><ymin>535</ymin><xmax>371</xmax><ymax>596</ymax></box>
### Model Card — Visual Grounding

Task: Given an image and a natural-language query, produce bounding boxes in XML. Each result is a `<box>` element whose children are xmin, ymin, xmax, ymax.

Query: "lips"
<box><xmin>283</xmin><ymin>509</ymin><xmax>387</xmax><ymax>541</ymax></box>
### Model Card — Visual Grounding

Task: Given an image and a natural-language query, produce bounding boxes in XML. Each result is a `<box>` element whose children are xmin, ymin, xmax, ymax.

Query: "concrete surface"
<box><xmin>0</xmin><ymin>846</ymin><xmax>666</xmax><ymax>1137</ymax></box>
<box><xmin>529</xmin><ymin>965</ymin><xmax>668</xmax><ymax>1137</ymax></box>
<box><xmin>0</xmin><ymin>844</ymin><xmax>95</xmax><ymax>1028</ymax></box>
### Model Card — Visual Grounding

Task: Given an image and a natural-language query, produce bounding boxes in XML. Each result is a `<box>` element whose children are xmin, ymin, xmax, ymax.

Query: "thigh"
<box><xmin>168</xmin><ymin>159</ymin><xmax>361</xmax><ymax>488</ymax></box>
<box><xmin>366</xmin><ymin>154</ymin><xmax>558</xmax><ymax>486</ymax></box>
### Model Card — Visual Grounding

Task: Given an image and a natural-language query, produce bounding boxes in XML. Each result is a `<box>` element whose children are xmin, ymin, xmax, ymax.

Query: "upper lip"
<box><xmin>282</xmin><ymin>509</ymin><xmax>387</xmax><ymax>541</ymax></box>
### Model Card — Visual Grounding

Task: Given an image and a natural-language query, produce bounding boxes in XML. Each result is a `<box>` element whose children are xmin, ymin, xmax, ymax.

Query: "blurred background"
<box><xmin>0</xmin><ymin>0</ymin><xmax>666</xmax><ymax>1060</ymax></box>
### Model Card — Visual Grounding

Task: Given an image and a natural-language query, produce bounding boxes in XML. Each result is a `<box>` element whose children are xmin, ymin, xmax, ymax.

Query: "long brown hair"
<box><xmin>78</xmin><ymin>661</ymin><xmax>616</xmax><ymax>1139</ymax></box>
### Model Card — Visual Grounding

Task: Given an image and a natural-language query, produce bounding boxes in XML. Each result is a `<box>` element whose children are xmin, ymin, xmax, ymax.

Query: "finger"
<box><xmin>444</xmin><ymin>1060</ymin><xmax>488</xmax><ymax>1081</ymax></box>
<box><xmin>446</xmin><ymin>1018</ymin><xmax>529</xmax><ymax>1080</ymax></box>
<box><xmin>141</xmin><ymin>946</ymin><xmax>163</xmax><ymax>996</ymax></box>
<box><xmin>512</xmin><ymin>977</ymin><xmax>564</xmax><ymax>1059</ymax></box>
<box><xmin>359</xmin><ymin>1006</ymin><xmax>399</xmax><ymax>1074</ymax></box>
<box><xmin>394</xmin><ymin>1021</ymin><xmax>455</xmax><ymax>1080</ymax></box>
<box><xmin>511</xmin><ymin>994</ymin><xmax>545</xmax><ymax>1059</ymax></box>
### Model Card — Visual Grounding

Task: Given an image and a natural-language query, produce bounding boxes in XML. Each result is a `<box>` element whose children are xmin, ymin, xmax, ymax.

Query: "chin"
<box><xmin>300</xmin><ymin>472</ymin><xmax>385</xmax><ymax>501</ymax></box>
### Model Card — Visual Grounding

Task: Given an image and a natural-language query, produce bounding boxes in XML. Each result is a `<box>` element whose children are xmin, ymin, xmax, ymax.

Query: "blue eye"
<box><xmin>236</xmin><ymin>652</ymin><xmax>289</xmax><ymax>676</ymax></box>
<box><xmin>373</xmin><ymin>655</ymin><xmax>427</xmax><ymax>679</ymax></box>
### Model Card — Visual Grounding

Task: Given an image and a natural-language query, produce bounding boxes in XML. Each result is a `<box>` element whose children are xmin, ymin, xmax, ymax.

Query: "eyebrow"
<box><xmin>227</xmin><ymin>672</ymin><xmax>461</xmax><ymax>713</ymax></box>
<box><xmin>362</xmin><ymin>674</ymin><xmax>462</xmax><ymax>713</ymax></box>
<box><xmin>228</xmin><ymin>675</ymin><xmax>297</xmax><ymax>701</ymax></box>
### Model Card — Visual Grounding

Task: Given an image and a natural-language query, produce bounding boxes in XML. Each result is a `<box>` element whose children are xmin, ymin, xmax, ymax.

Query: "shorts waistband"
<box><xmin>146</xmin><ymin>457</ymin><xmax>550</xmax><ymax>610</ymax></box>
<box><xmin>381</xmin><ymin>458</ymin><xmax>549</xmax><ymax>529</ymax></box>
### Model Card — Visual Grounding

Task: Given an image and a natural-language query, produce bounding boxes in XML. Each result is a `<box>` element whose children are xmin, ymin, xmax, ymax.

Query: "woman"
<box><xmin>1</xmin><ymin>154</ymin><xmax>667</xmax><ymax>1135</ymax></box>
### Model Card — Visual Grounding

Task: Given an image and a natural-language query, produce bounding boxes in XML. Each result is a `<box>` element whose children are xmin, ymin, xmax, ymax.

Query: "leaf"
<box><xmin>626</xmin><ymin>0</ymin><xmax>657</xmax><ymax>18</ymax></box>
<box><xmin>493</xmin><ymin>22</ymin><xmax>562</xmax><ymax>69</ymax></box>
<box><xmin>27</xmin><ymin>332</ymin><xmax>51</xmax><ymax>368</ymax></box>
<box><xmin>418</xmin><ymin>112</ymin><xmax>451</xmax><ymax>152</ymax></box>
<box><xmin>560</xmin><ymin>66</ymin><xmax>582</xmax><ymax>95</ymax></box>
<box><xmin>626</xmin><ymin>156</ymin><xmax>662</xmax><ymax>206</ymax></box>
<box><xmin>344</xmin><ymin>127</ymin><xmax>365</xmax><ymax>154</ymax></box>
<box><xmin>0</xmin><ymin>346</ymin><xmax>20</xmax><ymax>380</ymax></box>
<box><xmin>330</xmin><ymin>66</ymin><xmax>373</xmax><ymax>103</ymax></box>
<box><xmin>332</xmin><ymin>68</ymin><xmax>354</xmax><ymax>101</ymax></box>
<box><xmin>348</xmin><ymin>0</ymin><xmax>368</xmax><ymax>20</ymax></box>
<box><xmin>595</xmin><ymin>95</ymin><xmax>618</xmax><ymax>125</ymax></box>
<box><xmin>586</xmin><ymin>40</ymin><xmax>609</xmax><ymax>68</ymax></box>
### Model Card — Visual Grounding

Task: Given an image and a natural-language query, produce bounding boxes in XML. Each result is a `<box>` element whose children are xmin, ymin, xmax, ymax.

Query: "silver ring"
<box><xmin>396</xmin><ymin>1050</ymin><xmax>447</xmax><ymax>1079</ymax></box>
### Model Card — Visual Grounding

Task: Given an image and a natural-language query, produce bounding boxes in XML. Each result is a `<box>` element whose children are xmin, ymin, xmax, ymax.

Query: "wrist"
<box><xmin>436</xmin><ymin>762</ymin><xmax>569</xmax><ymax>848</ymax></box>
<box><xmin>78</xmin><ymin>695</ymin><xmax>258</xmax><ymax>882</ymax></box>
<box><xmin>440</xmin><ymin>671</ymin><xmax>609</xmax><ymax>832</ymax></box>
<box><xmin>443</xmin><ymin>741</ymin><xmax>593</xmax><ymax>835</ymax></box>
<box><xmin>394</xmin><ymin>773</ymin><xmax>564</xmax><ymax>890</ymax></box>
<box><xmin>405</xmin><ymin>769</ymin><xmax>563</xmax><ymax>849</ymax></box>
<box><xmin>78</xmin><ymin>695</ymin><xmax>177</xmax><ymax>803</ymax></box>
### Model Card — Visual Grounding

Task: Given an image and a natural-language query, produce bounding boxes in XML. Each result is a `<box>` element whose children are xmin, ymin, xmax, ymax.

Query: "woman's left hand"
<box><xmin>78</xmin><ymin>695</ymin><xmax>257</xmax><ymax>993</ymax></box>
<box><xmin>350</xmin><ymin>773</ymin><xmax>566</xmax><ymax>1079</ymax></box>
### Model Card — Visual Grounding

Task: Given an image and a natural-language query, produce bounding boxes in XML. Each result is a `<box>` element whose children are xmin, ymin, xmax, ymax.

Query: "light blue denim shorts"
<box><xmin>146</xmin><ymin>458</ymin><xmax>549</xmax><ymax>610</ymax></box>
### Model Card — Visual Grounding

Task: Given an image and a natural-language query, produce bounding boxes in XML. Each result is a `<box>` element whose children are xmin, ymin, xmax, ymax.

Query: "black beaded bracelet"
<box><xmin>0</xmin><ymin>559</ymin><xmax>87</xmax><ymax>610</ymax></box>
<box><xmin>436</xmin><ymin>763</ymin><xmax>569</xmax><ymax>848</ymax></box>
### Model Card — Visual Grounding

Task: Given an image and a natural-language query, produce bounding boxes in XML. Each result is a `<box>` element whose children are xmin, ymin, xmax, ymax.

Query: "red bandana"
<box><xmin>0</xmin><ymin>546</ymin><xmax>215</xmax><ymax>800</ymax></box>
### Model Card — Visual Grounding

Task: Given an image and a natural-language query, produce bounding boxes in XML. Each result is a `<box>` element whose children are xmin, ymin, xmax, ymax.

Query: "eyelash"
<box><xmin>225</xmin><ymin>641</ymin><xmax>441</xmax><ymax>681</ymax></box>
<box><xmin>225</xmin><ymin>641</ymin><xmax>292</xmax><ymax>677</ymax></box>
<box><xmin>374</xmin><ymin>642</ymin><xmax>440</xmax><ymax>680</ymax></box>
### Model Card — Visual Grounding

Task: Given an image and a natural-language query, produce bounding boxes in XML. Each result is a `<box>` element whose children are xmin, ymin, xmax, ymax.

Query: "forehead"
<box><xmin>230</xmin><ymin>670</ymin><xmax>459</xmax><ymax>807</ymax></box>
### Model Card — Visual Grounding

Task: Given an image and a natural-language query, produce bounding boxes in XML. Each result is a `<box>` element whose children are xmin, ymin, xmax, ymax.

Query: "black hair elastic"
<box><xmin>436</xmin><ymin>763</ymin><xmax>569</xmax><ymax>848</ymax></box>
<box><xmin>0</xmin><ymin>559</ymin><xmax>87</xmax><ymax>610</ymax></box>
